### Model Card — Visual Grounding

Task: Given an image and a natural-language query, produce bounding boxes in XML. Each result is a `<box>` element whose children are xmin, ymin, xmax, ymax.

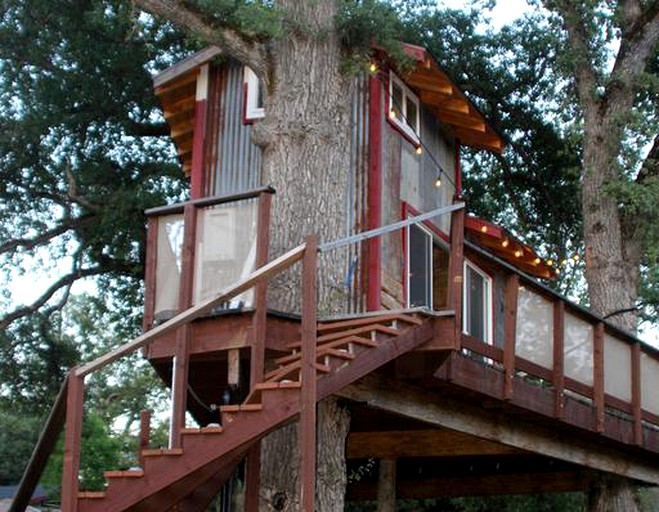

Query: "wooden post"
<box><xmin>376</xmin><ymin>459</ymin><xmax>396</xmax><ymax>512</ymax></box>
<box><xmin>61</xmin><ymin>372</ymin><xmax>84</xmax><ymax>512</ymax></box>
<box><xmin>244</xmin><ymin>191</ymin><xmax>272</xmax><ymax>512</ymax></box>
<box><xmin>250</xmin><ymin>191</ymin><xmax>272</xmax><ymax>390</ymax></box>
<box><xmin>553</xmin><ymin>301</ymin><xmax>566</xmax><ymax>419</ymax></box>
<box><xmin>143</xmin><ymin>216</ymin><xmax>158</xmax><ymax>333</ymax></box>
<box><xmin>503</xmin><ymin>274</ymin><xmax>519</xmax><ymax>400</ymax></box>
<box><xmin>594</xmin><ymin>322</ymin><xmax>605</xmax><ymax>433</ymax></box>
<box><xmin>448</xmin><ymin>197</ymin><xmax>465</xmax><ymax>349</ymax></box>
<box><xmin>367</xmin><ymin>73</ymin><xmax>383</xmax><ymax>311</ymax></box>
<box><xmin>300</xmin><ymin>235</ymin><xmax>318</xmax><ymax>512</ymax></box>
<box><xmin>632</xmin><ymin>342</ymin><xmax>642</xmax><ymax>446</ymax></box>
<box><xmin>170</xmin><ymin>203</ymin><xmax>197</xmax><ymax>448</ymax></box>
<box><xmin>138</xmin><ymin>410</ymin><xmax>151</xmax><ymax>469</ymax></box>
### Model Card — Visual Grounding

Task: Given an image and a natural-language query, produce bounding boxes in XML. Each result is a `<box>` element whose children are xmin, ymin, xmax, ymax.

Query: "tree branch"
<box><xmin>0</xmin><ymin>261</ymin><xmax>138</xmax><ymax>330</ymax></box>
<box><xmin>0</xmin><ymin>222</ymin><xmax>76</xmax><ymax>254</ymax></box>
<box><xmin>134</xmin><ymin>0</ymin><xmax>267</xmax><ymax>76</ymax></box>
<box><xmin>551</xmin><ymin>1</ymin><xmax>600</xmax><ymax>109</ymax></box>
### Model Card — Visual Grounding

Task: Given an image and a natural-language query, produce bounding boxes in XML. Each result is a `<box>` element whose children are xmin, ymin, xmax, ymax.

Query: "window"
<box><xmin>244</xmin><ymin>66</ymin><xmax>264</xmax><ymax>120</ymax></box>
<box><xmin>463</xmin><ymin>260</ymin><xmax>493</xmax><ymax>344</ymax></box>
<box><xmin>407</xmin><ymin>224</ymin><xmax>450</xmax><ymax>310</ymax></box>
<box><xmin>389</xmin><ymin>71</ymin><xmax>420</xmax><ymax>144</ymax></box>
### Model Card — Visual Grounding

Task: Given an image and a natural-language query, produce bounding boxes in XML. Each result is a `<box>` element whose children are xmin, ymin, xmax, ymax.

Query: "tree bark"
<box><xmin>259</xmin><ymin>398</ymin><xmax>350</xmax><ymax>512</ymax></box>
<box><xmin>588</xmin><ymin>473</ymin><xmax>639</xmax><ymax>512</ymax></box>
<box><xmin>251</xmin><ymin>0</ymin><xmax>353</xmax><ymax>314</ymax></box>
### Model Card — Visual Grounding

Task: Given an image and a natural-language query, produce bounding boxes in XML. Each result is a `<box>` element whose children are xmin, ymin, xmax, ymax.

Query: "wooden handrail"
<box><xmin>144</xmin><ymin>186</ymin><xmax>275</xmax><ymax>217</ymax></box>
<box><xmin>75</xmin><ymin>243</ymin><xmax>306</xmax><ymax>378</ymax></box>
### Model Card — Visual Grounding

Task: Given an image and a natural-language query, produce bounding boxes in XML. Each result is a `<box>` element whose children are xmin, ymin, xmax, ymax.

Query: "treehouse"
<box><xmin>13</xmin><ymin>44</ymin><xmax>659</xmax><ymax>512</ymax></box>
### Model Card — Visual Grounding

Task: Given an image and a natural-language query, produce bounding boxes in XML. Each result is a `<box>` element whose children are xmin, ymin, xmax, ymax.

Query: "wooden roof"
<box><xmin>400</xmin><ymin>43</ymin><xmax>504</xmax><ymax>153</ymax></box>
<box><xmin>153</xmin><ymin>43</ymin><xmax>504</xmax><ymax>175</ymax></box>
<box><xmin>464</xmin><ymin>215</ymin><xmax>555</xmax><ymax>279</ymax></box>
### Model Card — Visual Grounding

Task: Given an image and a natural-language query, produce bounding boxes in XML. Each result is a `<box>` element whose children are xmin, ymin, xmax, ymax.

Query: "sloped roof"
<box><xmin>399</xmin><ymin>43</ymin><xmax>503</xmax><ymax>153</ymax></box>
<box><xmin>465</xmin><ymin>215</ymin><xmax>555</xmax><ymax>279</ymax></box>
<box><xmin>152</xmin><ymin>43</ymin><xmax>504</xmax><ymax>174</ymax></box>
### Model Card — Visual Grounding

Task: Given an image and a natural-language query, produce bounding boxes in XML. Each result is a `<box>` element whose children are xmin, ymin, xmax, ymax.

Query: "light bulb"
<box><xmin>369</xmin><ymin>63</ymin><xmax>378</xmax><ymax>73</ymax></box>
<box><xmin>389</xmin><ymin>109</ymin><xmax>396</xmax><ymax>119</ymax></box>
<box><xmin>434</xmin><ymin>176</ymin><xmax>442</xmax><ymax>188</ymax></box>
<box><xmin>480</xmin><ymin>226</ymin><xmax>488</xmax><ymax>233</ymax></box>
<box><xmin>502</xmin><ymin>239</ymin><xmax>509</xmax><ymax>248</ymax></box>
<box><xmin>415</xmin><ymin>145</ymin><xmax>423</xmax><ymax>155</ymax></box>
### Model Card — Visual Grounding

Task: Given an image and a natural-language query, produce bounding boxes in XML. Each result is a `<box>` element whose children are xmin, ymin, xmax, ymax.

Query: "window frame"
<box><xmin>388</xmin><ymin>71</ymin><xmax>421</xmax><ymax>145</ymax></box>
<box><xmin>462</xmin><ymin>259</ymin><xmax>494</xmax><ymax>344</ymax></box>
<box><xmin>406</xmin><ymin>222</ymin><xmax>433</xmax><ymax>309</ymax></box>
<box><xmin>244</xmin><ymin>66</ymin><xmax>265</xmax><ymax>121</ymax></box>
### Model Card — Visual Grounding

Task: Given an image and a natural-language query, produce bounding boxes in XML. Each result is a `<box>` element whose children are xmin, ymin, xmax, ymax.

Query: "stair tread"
<box><xmin>78</xmin><ymin>491</ymin><xmax>106</xmax><ymax>499</ymax></box>
<box><xmin>142</xmin><ymin>448</ymin><xmax>183</xmax><ymax>457</ymax></box>
<box><xmin>286</xmin><ymin>333</ymin><xmax>381</xmax><ymax>351</ymax></box>
<box><xmin>104</xmin><ymin>469</ymin><xmax>144</xmax><ymax>478</ymax></box>
<box><xmin>317</xmin><ymin>313</ymin><xmax>422</xmax><ymax>332</ymax></box>
<box><xmin>274</xmin><ymin>346</ymin><xmax>357</xmax><ymax>366</ymax></box>
<box><xmin>265</xmin><ymin>361</ymin><xmax>330</xmax><ymax>382</ymax></box>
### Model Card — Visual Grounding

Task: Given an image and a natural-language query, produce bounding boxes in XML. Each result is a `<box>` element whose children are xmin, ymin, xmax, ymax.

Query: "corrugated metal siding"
<box><xmin>205</xmin><ymin>62</ymin><xmax>262</xmax><ymax>196</ymax></box>
<box><xmin>346</xmin><ymin>74</ymin><xmax>370</xmax><ymax>314</ymax></box>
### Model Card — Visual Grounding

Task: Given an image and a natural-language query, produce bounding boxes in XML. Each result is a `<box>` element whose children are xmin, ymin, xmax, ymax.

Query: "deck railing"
<box><xmin>459</xmin><ymin>240</ymin><xmax>659</xmax><ymax>444</ymax></box>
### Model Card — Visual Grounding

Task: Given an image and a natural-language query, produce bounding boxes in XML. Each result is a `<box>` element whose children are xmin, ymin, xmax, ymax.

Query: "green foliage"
<box><xmin>0</xmin><ymin>407</ymin><xmax>43</xmax><ymax>485</ymax></box>
<box><xmin>190</xmin><ymin>0</ymin><xmax>283</xmax><ymax>40</ymax></box>
<box><xmin>42</xmin><ymin>412</ymin><xmax>124</xmax><ymax>494</ymax></box>
<box><xmin>0</xmin><ymin>0</ymin><xmax>190</xmax><ymax>330</ymax></box>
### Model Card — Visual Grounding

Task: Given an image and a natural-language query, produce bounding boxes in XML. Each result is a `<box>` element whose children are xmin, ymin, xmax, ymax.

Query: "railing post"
<box><xmin>170</xmin><ymin>202</ymin><xmax>197</xmax><ymax>448</ymax></box>
<box><xmin>143</xmin><ymin>216</ymin><xmax>158</xmax><ymax>333</ymax></box>
<box><xmin>300</xmin><ymin>235</ymin><xmax>318</xmax><ymax>512</ymax></box>
<box><xmin>553</xmin><ymin>302</ymin><xmax>565</xmax><ymax>419</ymax></box>
<box><xmin>448</xmin><ymin>197</ymin><xmax>465</xmax><ymax>349</ymax></box>
<box><xmin>594</xmin><ymin>322</ymin><xmax>605</xmax><ymax>433</ymax></box>
<box><xmin>503</xmin><ymin>274</ymin><xmax>519</xmax><ymax>400</ymax></box>
<box><xmin>138</xmin><ymin>410</ymin><xmax>151</xmax><ymax>469</ymax></box>
<box><xmin>632</xmin><ymin>342</ymin><xmax>642</xmax><ymax>446</ymax></box>
<box><xmin>61</xmin><ymin>372</ymin><xmax>84</xmax><ymax>512</ymax></box>
<box><xmin>245</xmin><ymin>190</ymin><xmax>272</xmax><ymax>512</ymax></box>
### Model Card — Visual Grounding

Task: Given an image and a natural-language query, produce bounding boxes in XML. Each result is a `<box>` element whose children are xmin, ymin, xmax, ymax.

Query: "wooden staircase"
<box><xmin>77</xmin><ymin>312</ymin><xmax>434</xmax><ymax>512</ymax></box>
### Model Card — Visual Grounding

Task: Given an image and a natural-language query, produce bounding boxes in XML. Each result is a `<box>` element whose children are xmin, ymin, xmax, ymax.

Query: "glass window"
<box><xmin>388</xmin><ymin>71</ymin><xmax>420</xmax><ymax>144</ymax></box>
<box><xmin>408</xmin><ymin>224</ymin><xmax>432</xmax><ymax>308</ymax></box>
<box><xmin>463</xmin><ymin>261</ymin><xmax>493</xmax><ymax>344</ymax></box>
<box><xmin>244</xmin><ymin>66</ymin><xmax>265</xmax><ymax>120</ymax></box>
<box><xmin>407</xmin><ymin>224</ymin><xmax>450</xmax><ymax>310</ymax></box>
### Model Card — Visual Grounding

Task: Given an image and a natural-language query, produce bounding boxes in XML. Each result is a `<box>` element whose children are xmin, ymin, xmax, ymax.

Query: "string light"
<box><xmin>546</xmin><ymin>259</ymin><xmax>553</xmax><ymax>266</ymax></box>
<box><xmin>415</xmin><ymin>145</ymin><xmax>423</xmax><ymax>155</ymax></box>
<box><xmin>533</xmin><ymin>257</ymin><xmax>541</xmax><ymax>265</ymax></box>
<box><xmin>389</xmin><ymin>109</ymin><xmax>397</xmax><ymax>119</ymax></box>
<box><xmin>502</xmin><ymin>239</ymin><xmax>509</xmax><ymax>248</ymax></box>
<box><xmin>514</xmin><ymin>250</ymin><xmax>523</xmax><ymax>258</ymax></box>
<box><xmin>434</xmin><ymin>175</ymin><xmax>442</xmax><ymax>188</ymax></box>
<box><xmin>369</xmin><ymin>62</ymin><xmax>378</xmax><ymax>73</ymax></box>
<box><xmin>480</xmin><ymin>226</ymin><xmax>488</xmax><ymax>233</ymax></box>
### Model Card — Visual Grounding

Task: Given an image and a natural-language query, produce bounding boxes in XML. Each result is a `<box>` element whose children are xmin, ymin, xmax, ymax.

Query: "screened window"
<box><xmin>389</xmin><ymin>71</ymin><xmax>420</xmax><ymax>143</ymax></box>
<box><xmin>463</xmin><ymin>260</ymin><xmax>493</xmax><ymax>344</ymax></box>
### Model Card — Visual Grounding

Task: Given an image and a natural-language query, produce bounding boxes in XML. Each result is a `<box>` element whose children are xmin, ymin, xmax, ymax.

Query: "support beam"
<box><xmin>503</xmin><ymin>274</ymin><xmax>519</xmax><ymax>400</ymax></box>
<box><xmin>61</xmin><ymin>373</ymin><xmax>84</xmax><ymax>512</ymax></box>
<box><xmin>376</xmin><ymin>459</ymin><xmax>396</xmax><ymax>512</ymax></box>
<box><xmin>337</xmin><ymin>374</ymin><xmax>659</xmax><ymax>485</ymax></box>
<box><xmin>347</xmin><ymin>430</ymin><xmax>525</xmax><ymax>459</ymax></box>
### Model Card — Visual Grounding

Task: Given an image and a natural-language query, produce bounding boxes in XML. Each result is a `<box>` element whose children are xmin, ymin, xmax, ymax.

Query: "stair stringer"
<box><xmin>78</xmin><ymin>317</ymin><xmax>436</xmax><ymax>512</ymax></box>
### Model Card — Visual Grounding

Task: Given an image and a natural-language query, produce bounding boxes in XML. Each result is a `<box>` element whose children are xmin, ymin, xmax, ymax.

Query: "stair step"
<box><xmin>141</xmin><ymin>448</ymin><xmax>183</xmax><ymax>457</ymax></box>
<box><xmin>286</xmin><ymin>330</ymin><xmax>383</xmax><ymax>351</ymax></box>
<box><xmin>317</xmin><ymin>313</ymin><xmax>422</xmax><ymax>333</ymax></box>
<box><xmin>274</xmin><ymin>346</ymin><xmax>356</xmax><ymax>366</ymax></box>
<box><xmin>78</xmin><ymin>491</ymin><xmax>106</xmax><ymax>499</ymax></box>
<box><xmin>244</xmin><ymin>380</ymin><xmax>302</xmax><ymax>404</ymax></box>
<box><xmin>219</xmin><ymin>403</ymin><xmax>263</xmax><ymax>413</ymax></box>
<box><xmin>104</xmin><ymin>469</ymin><xmax>144</xmax><ymax>479</ymax></box>
<box><xmin>265</xmin><ymin>361</ymin><xmax>330</xmax><ymax>383</ymax></box>
<box><xmin>181</xmin><ymin>425</ymin><xmax>224</xmax><ymax>434</ymax></box>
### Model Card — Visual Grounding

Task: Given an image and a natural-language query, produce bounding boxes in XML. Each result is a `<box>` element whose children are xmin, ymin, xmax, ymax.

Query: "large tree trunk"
<box><xmin>588</xmin><ymin>473</ymin><xmax>640</xmax><ymax>512</ymax></box>
<box><xmin>251</xmin><ymin>2</ymin><xmax>353</xmax><ymax>510</ymax></box>
<box><xmin>259</xmin><ymin>399</ymin><xmax>350</xmax><ymax>511</ymax></box>
<box><xmin>581</xmin><ymin>107</ymin><xmax>641</xmax><ymax>333</ymax></box>
<box><xmin>252</xmin><ymin>0</ymin><xmax>353</xmax><ymax>315</ymax></box>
